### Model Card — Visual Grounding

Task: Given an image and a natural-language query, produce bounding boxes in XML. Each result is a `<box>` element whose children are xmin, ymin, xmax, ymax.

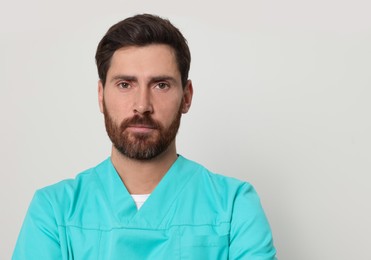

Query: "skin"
<box><xmin>98</xmin><ymin>44</ymin><xmax>193</xmax><ymax>194</ymax></box>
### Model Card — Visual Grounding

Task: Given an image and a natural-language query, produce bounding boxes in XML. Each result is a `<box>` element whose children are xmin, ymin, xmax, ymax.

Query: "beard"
<box><xmin>103</xmin><ymin>100</ymin><xmax>182</xmax><ymax>160</ymax></box>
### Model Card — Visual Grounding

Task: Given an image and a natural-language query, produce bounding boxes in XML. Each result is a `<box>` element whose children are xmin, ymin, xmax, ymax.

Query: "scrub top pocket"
<box><xmin>181</xmin><ymin>235</ymin><xmax>229</xmax><ymax>259</ymax></box>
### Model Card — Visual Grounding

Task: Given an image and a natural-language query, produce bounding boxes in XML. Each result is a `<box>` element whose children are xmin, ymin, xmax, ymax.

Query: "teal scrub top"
<box><xmin>13</xmin><ymin>156</ymin><xmax>277</xmax><ymax>259</ymax></box>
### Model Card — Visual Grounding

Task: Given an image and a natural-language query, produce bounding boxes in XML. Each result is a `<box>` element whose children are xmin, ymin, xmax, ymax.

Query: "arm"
<box><xmin>229</xmin><ymin>183</ymin><xmax>277</xmax><ymax>259</ymax></box>
<box><xmin>12</xmin><ymin>190</ymin><xmax>62</xmax><ymax>260</ymax></box>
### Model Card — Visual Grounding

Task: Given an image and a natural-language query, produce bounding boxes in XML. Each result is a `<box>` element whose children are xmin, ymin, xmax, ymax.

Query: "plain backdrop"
<box><xmin>1</xmin><ymin>0</ymin><xmax>370</xmax><ymax>259</ymax></box>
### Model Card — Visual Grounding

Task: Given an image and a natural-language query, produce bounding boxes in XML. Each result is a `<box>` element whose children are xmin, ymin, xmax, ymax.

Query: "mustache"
<box><xmin>120</xmin><ymin>114</ymin><xmax>161</xmax><ymax>130</ymax></box>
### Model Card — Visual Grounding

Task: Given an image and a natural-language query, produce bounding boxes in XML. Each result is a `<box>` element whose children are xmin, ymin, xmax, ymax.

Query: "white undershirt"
<box><xmin>131</xmin><ymin>194</ymin><xmax>150</xmax><ymax>210</ymax></box>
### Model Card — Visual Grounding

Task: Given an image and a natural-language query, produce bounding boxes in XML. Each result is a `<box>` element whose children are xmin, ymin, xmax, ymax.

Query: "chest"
<box><xmin>58</xmin><ymin>223</ymin><xmax>230</xmax><ymax>259</ymax></box>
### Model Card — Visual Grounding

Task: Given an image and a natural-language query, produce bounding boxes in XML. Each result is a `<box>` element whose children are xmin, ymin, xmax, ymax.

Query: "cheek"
<box><xmin>104</xmin><ymin>96</ymin><xmax>132</xmax><ymax>119</ymax></box>
<box><xmin>157</xmin><ymin>100</ymin><xmax>182</xmax><ymax>121</ymax></box>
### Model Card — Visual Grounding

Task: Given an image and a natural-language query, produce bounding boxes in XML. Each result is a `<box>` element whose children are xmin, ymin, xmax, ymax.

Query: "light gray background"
<box><xmin>1</xmin><ymin>0</ymin><xmax>370</xmax><ymax>259</ymax></box>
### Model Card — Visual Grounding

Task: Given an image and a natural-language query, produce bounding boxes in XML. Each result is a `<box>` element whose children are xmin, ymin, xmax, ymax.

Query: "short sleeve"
<box><xmin>229</xmin><ymin>183</ymin><xmax>277</xmax><ymax>259</ymax></box>
<box><xmin>12</xmin><ymin>190</ymin><xmax>62</xmax><ymax>260</ymax></box>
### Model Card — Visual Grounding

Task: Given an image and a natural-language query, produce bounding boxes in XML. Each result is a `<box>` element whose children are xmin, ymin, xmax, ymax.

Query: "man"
<box><xmin>13</xmin><ymin>14</ymin><xmax>277</xmax><ymax>259</ymax></box>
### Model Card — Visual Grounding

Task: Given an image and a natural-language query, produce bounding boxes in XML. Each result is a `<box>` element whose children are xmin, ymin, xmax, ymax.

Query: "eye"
<box><xmin>155</xmin><ymin>82</ymin><xmax>170</xmax><ymax>90</ymax></box>
<box><xmin>118</xmin><ymin>82</ymin><xmax>130</xmax><ymax>89</ymax></box>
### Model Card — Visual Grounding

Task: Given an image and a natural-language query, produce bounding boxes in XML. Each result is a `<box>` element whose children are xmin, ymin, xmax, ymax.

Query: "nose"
<box><xmin>133</xmin><ymin>88</ymin><xmax>153</xmax><ymax>114</ymax></box>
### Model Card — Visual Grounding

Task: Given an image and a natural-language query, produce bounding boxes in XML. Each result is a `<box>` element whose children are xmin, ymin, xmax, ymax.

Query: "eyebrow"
<box><xmin>110</xmin><ymin>75</ymin><xmax>178</xmax><ymax>84</ymax></box>
<box><xmin>110</xmin><ymin>75</ymin><xmax>137</xmax><ymax>83</ymax></box>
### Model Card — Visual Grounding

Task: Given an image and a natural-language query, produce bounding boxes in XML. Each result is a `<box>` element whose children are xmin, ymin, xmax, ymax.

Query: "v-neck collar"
<box><xmin>95</xmin><ymin>155</ymin><xmax>201</xmax><ymax>229</ymax></box>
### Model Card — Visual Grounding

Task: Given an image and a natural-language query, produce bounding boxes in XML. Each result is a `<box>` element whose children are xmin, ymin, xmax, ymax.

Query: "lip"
<box><xmin>126</xmin><ymin>125</ymin><xmax>156</xmax><ymax>133</ymax></box>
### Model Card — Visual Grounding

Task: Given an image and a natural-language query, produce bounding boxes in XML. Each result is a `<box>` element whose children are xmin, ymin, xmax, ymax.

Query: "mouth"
<box><xmin>126</xmin><ymin>124</ymin><xmax>157</xmax><ymax>133</ymax></box>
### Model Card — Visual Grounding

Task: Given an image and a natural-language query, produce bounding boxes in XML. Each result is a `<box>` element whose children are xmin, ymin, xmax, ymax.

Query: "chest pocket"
<box><xmin>181</xmin><ymin>235</ymin><xmax>229</xmax><ymax>259</ymax></box>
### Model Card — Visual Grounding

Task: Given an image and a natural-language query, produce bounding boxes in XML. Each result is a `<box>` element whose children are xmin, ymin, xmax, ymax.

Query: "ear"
<box><xmin>98</xmin><ymin>80</ymin><xmax>104</xmax><ymax>113</ymax></box>
<box><xmin>181</xmin><ymin>80</ymin><xmax>193</xmax><ymax>114</ymax></box>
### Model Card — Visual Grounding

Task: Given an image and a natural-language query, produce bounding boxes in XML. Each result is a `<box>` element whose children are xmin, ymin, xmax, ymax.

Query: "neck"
<box><xmin>111</xmin><ymin>142</ymin><xmax>178</xmax><ymax>194</ymax></box>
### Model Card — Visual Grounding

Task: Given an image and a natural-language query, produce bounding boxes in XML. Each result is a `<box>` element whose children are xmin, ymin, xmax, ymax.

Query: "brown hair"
<box><xmin>95</xmin><ymin>14</ymin><xmax>191</xmax><ymax>87</ymax></box>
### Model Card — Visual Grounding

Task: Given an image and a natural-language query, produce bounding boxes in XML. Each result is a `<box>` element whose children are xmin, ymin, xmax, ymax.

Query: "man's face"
<box><xmin>98</xmin><ymin>44</ymin><xmax>192</xmax><ymax>160</ymax></box>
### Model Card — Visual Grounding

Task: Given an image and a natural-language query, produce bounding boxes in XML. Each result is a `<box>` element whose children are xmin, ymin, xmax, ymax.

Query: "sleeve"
<box><xmin>229</xmin><ymin>183</ymin><xmax>277</xmax><ymax>260</ymax></box>
<box><xmin>12</xmin><ymin>190</ymin><xmax>62</xmax><ymax>260</ymax></box>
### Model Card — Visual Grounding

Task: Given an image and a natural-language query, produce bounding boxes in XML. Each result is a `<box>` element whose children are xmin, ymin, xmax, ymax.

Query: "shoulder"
<box><xmin>31</xmin><ymin>158</ymin><xmax>110</xmax><ymax>224</ymax></box>
<box><xmin>180</xmin><ymin>155</ymin><xmax>254</xmax><ymax>195</ymax></box>
<box><xmin>179</xmin><ymin>155</ymin><xmax>260</xmax><ymax>213</ymax></box>
<box><xmin>36</xmin><ymin>162</ymin><xmax>101</xmax><ymax>199</ymax></box>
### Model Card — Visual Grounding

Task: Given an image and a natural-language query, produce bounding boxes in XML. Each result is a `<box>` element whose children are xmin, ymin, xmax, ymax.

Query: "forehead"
<box><xmin>107</xmin><ymin>44</ymin><xmax>180</xmax><ymax>79</ymax></box>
